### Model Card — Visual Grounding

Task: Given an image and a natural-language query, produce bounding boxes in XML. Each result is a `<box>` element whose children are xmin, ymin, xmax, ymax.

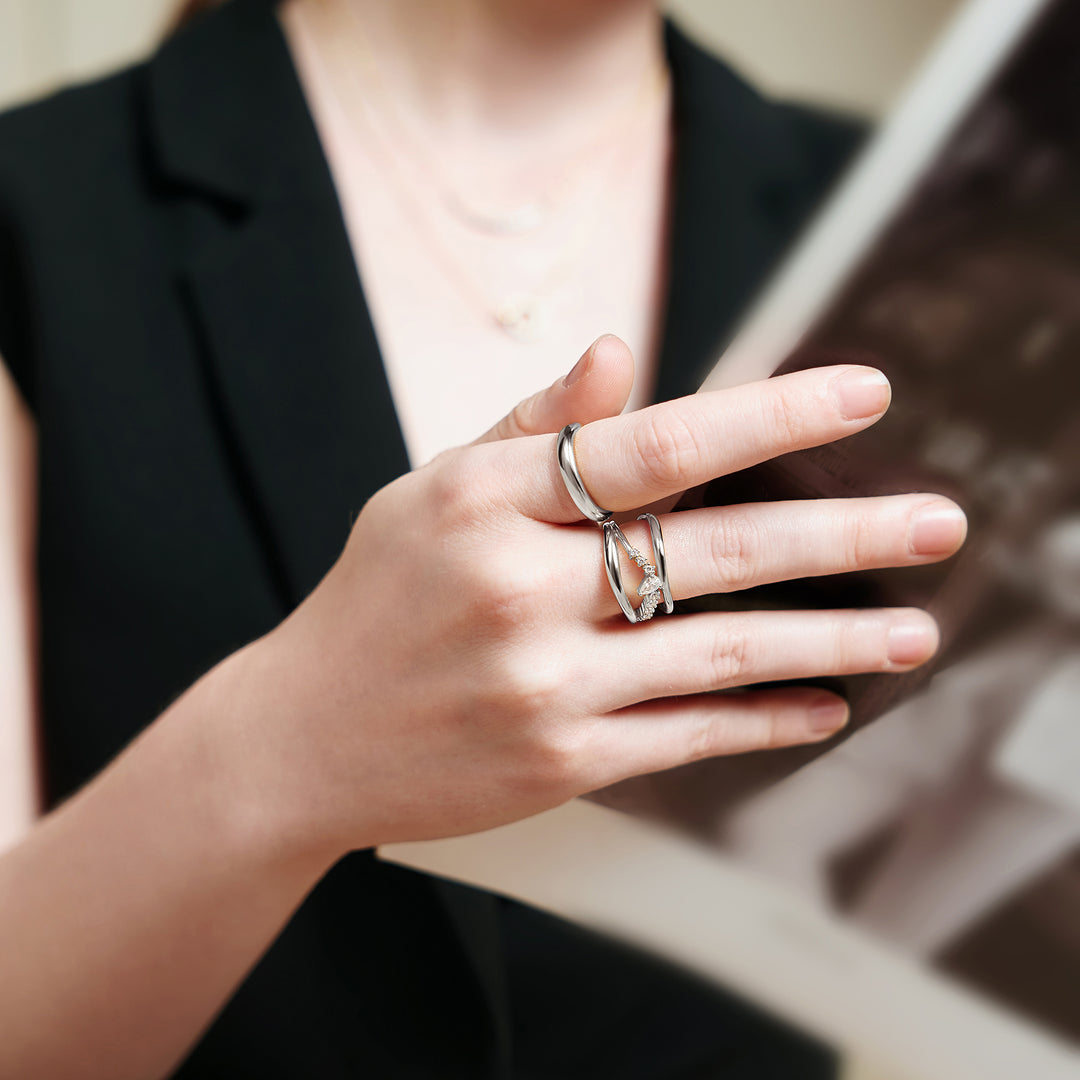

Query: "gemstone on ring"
<box><xmin>637</xmin><ymin>572</ymin><xmax>662</xmax><ymax>597</ymax></box>
<box><xmin>638</xmin><ymin>591</ymin><xmax>660</xmax><ymax>620</ymax></box>
<box><xmin>638</xmin><ymin>513</ymin><xmax>675</xmax><ymax>615</ymax></box>
<box><xmin>603</xmin><ymin>522</ymin><xmax>665</xmax><ymax>623</ymax></box>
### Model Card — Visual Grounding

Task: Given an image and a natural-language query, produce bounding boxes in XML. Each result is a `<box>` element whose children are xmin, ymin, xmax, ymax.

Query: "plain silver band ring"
<box><xmin>638</xmin><ymin>513</ymin><xmax>675</xmax><ymax>615</ymax></box>
<box><xmin>557</xmin><ymin>423</ymin><xmax>612</xmax><ymax>523</ymax></box>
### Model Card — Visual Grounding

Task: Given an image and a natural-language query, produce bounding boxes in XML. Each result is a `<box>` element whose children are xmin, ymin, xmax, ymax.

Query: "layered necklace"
<box><xmin>308</xmin><ymin>0</ymin><xmax>669</xmax><ymax>344</ymax></box>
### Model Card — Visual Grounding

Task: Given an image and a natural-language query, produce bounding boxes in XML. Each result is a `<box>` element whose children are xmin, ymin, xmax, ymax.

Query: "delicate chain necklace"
<box><xmin>303</xmin><ymin>1</ymin><xmax>669</xmax><ymax>343</ymax></box>
<box><xmin>340</xmin><ymin>0</ymin><xmax>665</xmax><ymax>239</ymax></box>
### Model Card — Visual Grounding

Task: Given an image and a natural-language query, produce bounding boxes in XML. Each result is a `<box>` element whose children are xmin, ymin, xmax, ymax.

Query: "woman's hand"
<box><xmin>223</xmin><ymin>337</ymin><xmax>966</xmax><ymax>864</ymax></box>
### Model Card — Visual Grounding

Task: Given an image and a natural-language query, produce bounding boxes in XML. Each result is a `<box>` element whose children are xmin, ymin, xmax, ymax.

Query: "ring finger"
<box><xmin>577</xmin><ymin>493</ymin><xmax>965</xmax><ymax>619</ymax></box>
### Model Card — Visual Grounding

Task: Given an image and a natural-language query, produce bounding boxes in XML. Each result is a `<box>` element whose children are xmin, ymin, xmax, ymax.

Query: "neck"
<box><xmin>309</xmin><ymin>0</ymin><xmax>665</xmax><ymax>145</ymax></box>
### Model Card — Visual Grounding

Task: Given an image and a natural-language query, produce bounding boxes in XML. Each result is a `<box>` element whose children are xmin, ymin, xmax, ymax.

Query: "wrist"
<box><xmin>165</xmin><ymin>638</ymin><xmax>345</xmax><ymax>886</ymax></box>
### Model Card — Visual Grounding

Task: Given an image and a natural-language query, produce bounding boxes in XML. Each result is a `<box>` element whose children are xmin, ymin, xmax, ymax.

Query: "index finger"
<box><xmin>503</xmin><ymin>364</ymin><xmax>891</xmax><ymax>523</ymax></box>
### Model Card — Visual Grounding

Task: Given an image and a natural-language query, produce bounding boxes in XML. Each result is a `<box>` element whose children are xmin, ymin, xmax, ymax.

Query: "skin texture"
<box><xmin>0</xmin><ymin>333</ymin><xmax>964</xmax><ymax>1078</ymax></box>
<box><xmin>225</xmin><ymin>348</ymin><xmax>961</xmax><ymax>858</ymax></box>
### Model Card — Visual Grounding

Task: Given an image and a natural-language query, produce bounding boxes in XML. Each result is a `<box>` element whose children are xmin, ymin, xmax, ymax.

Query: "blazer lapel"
<box><xmin>656</xmin><ymin>23</ymin><xmax>865</xmax><ymax>403</ymax></box>
<box><xmin>150</xmin><ymin>0</ymin><xmax>409</xmax><ymax>610</ymax></box>
<box><xmin>179</xmin><ymin>201</ymin><xmax>406</xmax><ymax>606</ymax></box>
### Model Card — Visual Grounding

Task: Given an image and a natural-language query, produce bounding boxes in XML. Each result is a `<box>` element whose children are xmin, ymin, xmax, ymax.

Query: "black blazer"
<box><xmin>0</xmin><ymin>1</ymin><xmax>861</xmax><ymax>1074</ymax></box>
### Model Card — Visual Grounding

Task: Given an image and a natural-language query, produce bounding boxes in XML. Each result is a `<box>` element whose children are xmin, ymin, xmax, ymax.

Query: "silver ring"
<box><xmin>603</xmin><ymin>520</ymin><xmax>668</xmax><ymax>623</ymax></box>
<box><xmin>637</xmin><ymin>513</ymin><xmax>675</xmax><ymax>615</ymax></box>
<box><xmin>557</xmin><ymin>423</ymin><xmax>612</xmax><ymax>523</ymax></box>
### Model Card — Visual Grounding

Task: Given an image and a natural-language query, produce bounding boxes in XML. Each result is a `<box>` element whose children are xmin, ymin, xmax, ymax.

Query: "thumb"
<box><xmin>472</xmin><ymin>334</ymin><xmax>635</xmax><ymax>445</ymax></box>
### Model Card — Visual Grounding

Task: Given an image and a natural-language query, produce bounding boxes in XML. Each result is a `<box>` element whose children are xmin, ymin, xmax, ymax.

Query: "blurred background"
<box><xmin>1</xmin><ymin>0</ymin><xmax>965</xmax><ymax>115</ymax></box>
<box><xmin>0</xmin><ymin>2</ymin><xmax>974</xmax><ymax>1079</ymax></box>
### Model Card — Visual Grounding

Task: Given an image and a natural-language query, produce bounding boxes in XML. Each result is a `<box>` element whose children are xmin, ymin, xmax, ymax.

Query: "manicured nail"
<box><xmin>563</xmin><ymin>341</ymin><xmax>598</xmax><ymax>388</ymax></box>
<box><xmin>909</xmin><ymin>503</ymin><xmax>967</xmax><ymax>556</ymax></box>
<box><xmin>831</xmin><ymin>367</ymin><xmax>891</xmax><ymax>420</ymax></box>
<box><xmin>809</xmin><ymin>695</ymin><xmax>849</xmax><ymax>735</ymax></box>
<box><xmin>887</xmin><ymin>614</ymin><xmax>938</xmax><ymax>667</ymax></box>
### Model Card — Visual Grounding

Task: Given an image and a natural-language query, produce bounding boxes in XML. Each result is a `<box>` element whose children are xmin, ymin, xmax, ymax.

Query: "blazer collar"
<box><xmin>149</xmin><ymin>0</ymin><xmax>309</xmax><ymax>205</ymax></box>
<box><xmin>149</xmin><ymin>0</ymin><xmax>409</xmax><ymax>613</ymax></box>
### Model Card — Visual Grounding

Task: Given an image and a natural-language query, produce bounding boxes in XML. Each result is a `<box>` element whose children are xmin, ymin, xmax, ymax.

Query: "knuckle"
<box><xmin>523</xmin><ymin>724</ymin><xmax>586</xmax><ymax>787</ymax></box>
<box><xmin>836</xmin><ymin>615</ymin><xmax>871</xmax><ymax>669</ymax></box>
<box><xmin>428</xmin><ymin>448</ymin><xmax>509</xmax><ymax>522</ymax></box>
<box><xmin>844</xmin><ymin>508</ymin><xmax>880</xmax><ymax>568</ymax></box>
<box><xmin>631</xmin><ymin>409</ymin><xmax>702</xmax><ymax>490</ymax></box>
<box><xmin>352</xmin><ymin>473</ymin><xmax>420</xmax><ymax>552</ymax></box>
<box><xmin>472</xmin><ymin>569</ymin><xmax>515</xmax><ymax>614</ymax></box>
<box><xmin>762</xmin><ymin>387</ymin><xmax>808</xmax><ymax>448</ymax></box>
<box><xmin>708</xmin><ymin>511</ymin><xmax>759</xmax><ymax>591</ymax></box>
<box><xmin>355</xmin><ymin>477</ymin><xmax>399</xmax><ymax>530</ymax></box>
<box><xmin>426</xmin><ymin>452</ymin><xmax>479</xmax><ymax>518</ymax></box>
<box><xmin>499</xmin><ymin>398</ymin><xmax>534</xmax><ymax>440</ymax></box>
<box><xmin>706</xmin><ymin>626</ymin><xmax>751</xmax><ymax>688</ymax></box>
<box><xmin>759</xmin><ymin>704</ymin><xmax>785</xmax><ymax>750</ymax></box>
<box><xmin>465</xmin><ymin>560</ymin><xmax>538</xmax><ymax>627</ymax></box>
<box><xmin>685</xmin><ymin>710</ymin><xmax>720</xmax><ymax>762</ymax></box>
<box><xmin>491</xmin><ymin>654</ymin><xmax>566</xmax><ymax>721</ymax></box>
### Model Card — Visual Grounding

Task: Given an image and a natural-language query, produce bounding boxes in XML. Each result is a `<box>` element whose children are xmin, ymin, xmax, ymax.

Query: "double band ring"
<box><xmin>557</xmin><ymin>423</ymin><xmax>674</xmax><ymax>624</ymax></box>
<box><xmin>603</xmin><ymin>516</ymin><xmax>675</xmax><ymax>622</ymax></box>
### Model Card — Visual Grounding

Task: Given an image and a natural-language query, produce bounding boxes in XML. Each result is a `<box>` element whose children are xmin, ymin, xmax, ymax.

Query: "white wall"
<box><xmin>1</xmin><ymin>0</ymin><xmax>964</xmax><ymax>115</ymax></box>
<box><xmin>667</xmin><ymin>0</ymin><xmax>965</xmax><ymax>115</ymax></box>
<box><xmin>0</xmin><ymin>0</ymin><xmax>172</xmax><ymax>109</ymax></box>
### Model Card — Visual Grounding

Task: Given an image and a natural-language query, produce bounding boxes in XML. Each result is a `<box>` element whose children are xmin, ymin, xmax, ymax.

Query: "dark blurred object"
<box><xmin>593</xmin><ymin>0</ymin><xmax>1080</xmax><ymax>831</ymax></box>
<box><xmin>172</xmin><ymin>0</ymin><xmax>225</xmax><ymax>32</ymax></box>
<box><xmin>940</xmin><ymin>848</ymin><xmax>1080</xmax><ymax>1044</ymax></box>
<box><xmin>587</xmin><ymin>0</ymin><xmax>1080</xmax><ymax>1047</ymax></box>
<box><xmin>501</xmin><ymin>898</ymin><xmax>836</xmax><ymax>1080</ymax></box>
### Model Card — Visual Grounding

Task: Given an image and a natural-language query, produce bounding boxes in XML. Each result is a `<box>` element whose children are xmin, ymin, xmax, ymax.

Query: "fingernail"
<box><xmin>909</xmin><ymin>503</ymin><xmax>967</xmax><ymax>556</ymax></box>
<box><xmin>831</xmin><ymin>367</ymin><xmax>891</xmax><ymax>420</ymax></box>
<box><xmin>809</xmin><ymin>695</ymin><xmax>849</xmax><ymax>735</ymax></box>
<box><xmin>887</xmin><ymin>614</ymin><xmax>938</xmax><ymax>667</ymax></box>
<box><xmin>563</xmin><ymin>341</ymin><xmax>597</xmax><ymax>388</ymax></box>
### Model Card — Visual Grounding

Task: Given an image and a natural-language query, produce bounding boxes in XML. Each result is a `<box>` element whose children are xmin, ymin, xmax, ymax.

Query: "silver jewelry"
<box><xmin>603</xmin><ymin>520</ymin><xmax>666</xmax><ymax>623</ymax></box>
<box><xmin>557</xmin><ymin>423</ymin><xmax>612</xmax><ymax>523</ymax></box>
<box><xmin>637</xmin><ymin>513</ymin><xmax>675</xmax><ymax>615</ymax></box>
<box><xmin>556</xmin><ymin>424</ymin><xmax>673</xmax><ymax>624</ymax></box>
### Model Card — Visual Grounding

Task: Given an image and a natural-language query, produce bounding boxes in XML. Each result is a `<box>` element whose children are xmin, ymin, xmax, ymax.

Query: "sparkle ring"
<box><xmin>637</xmin><ymin>512</ymin><xmax>675</xmax><ymax>616</ymax></box>
<box><xmin>603</xmin><ymin>517</ymin><xmax>673</xmax><ymax>623</ymax></box>
<box><xmin>556</xmin><ymin>422</ymin><xmax>674</xmax><ymax>624</ymax></box>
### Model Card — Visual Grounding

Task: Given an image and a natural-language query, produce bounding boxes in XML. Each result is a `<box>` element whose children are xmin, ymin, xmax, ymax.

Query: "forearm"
<box><xmin>0</xmin><ymin>646</ymin><xmax>332</xmax><ymax>1080</ymax></box>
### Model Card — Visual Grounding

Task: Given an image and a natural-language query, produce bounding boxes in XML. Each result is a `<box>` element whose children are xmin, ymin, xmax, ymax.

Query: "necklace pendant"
<box><xmin>495</xmin><ymin>294</ymin><xmax>550</xmax><ymax>344</ymax></box>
